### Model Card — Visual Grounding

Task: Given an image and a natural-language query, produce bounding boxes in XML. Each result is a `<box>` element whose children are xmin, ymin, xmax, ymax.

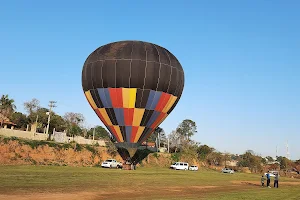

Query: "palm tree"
<box><xmin>0</xmin><ymin>94</ymin><xmax>16</xmax><ymax>118</ymax></box>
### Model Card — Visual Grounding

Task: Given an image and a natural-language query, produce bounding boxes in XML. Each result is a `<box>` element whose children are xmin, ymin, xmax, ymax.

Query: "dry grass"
<box><xmin>0</xmin><ymin>165</ymin><xmax>300</xmax><ymax>199</ymax></box>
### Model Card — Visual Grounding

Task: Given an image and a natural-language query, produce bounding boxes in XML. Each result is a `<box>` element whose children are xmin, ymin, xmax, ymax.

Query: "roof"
<box><xmin>0</xmin><ymin>120</ymin><xmax>16</xmax><ymax>126</ymax></box>
<box><xmin>0</xmin><ymin>113</ymin><xmax>16</xmax><ymax>126</ymax></box>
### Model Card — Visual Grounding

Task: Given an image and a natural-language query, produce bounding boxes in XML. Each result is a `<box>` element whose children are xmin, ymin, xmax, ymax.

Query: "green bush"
<box><xmin>10</xmin><ymin>136</ymin><xmax>18</xmax><ymax>141</ymax></box>
<box><xmin>74</xmin><ymin>143</ymin><xmax>82</xmax><ymax>151</ymax></box>
<box><xmin>62</xmin><ymin>143</ymin><xmax>72</xmax><ymax>149</ymax></box>
<box><xmin>153</xmin><ymin>152</ymin><xmax>160</xmax><ymax>159</ymax></box>
<box><xmin>85</xmin><ymin>145</ymin><xmax>97</xmax><ymax>154</ymax></box>
<box><xmin>3</xmin><ymin>137</ymin><xmax>11</xmax><ymax>144</ymax></box>
<box><xmin>171</xmin><ymin>153</ymin><xmax>181</xmax><ymax>162</ymax></box>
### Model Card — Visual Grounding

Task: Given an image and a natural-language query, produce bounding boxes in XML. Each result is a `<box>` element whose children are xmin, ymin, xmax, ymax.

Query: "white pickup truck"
<box><xmin>101</xmin><ymin>159</ymin><xmax>122</xmax><ymax>168</ymax></box>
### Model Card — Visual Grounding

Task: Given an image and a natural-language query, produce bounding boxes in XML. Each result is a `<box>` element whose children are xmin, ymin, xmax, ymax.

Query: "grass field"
<box><xmin>0</xmin><ymin>165</ymin><xmax>300</xmax><ymax>200</ymax></box>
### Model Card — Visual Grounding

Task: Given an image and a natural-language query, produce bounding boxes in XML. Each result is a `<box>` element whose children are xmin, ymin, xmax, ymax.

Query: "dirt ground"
<box><xmin>231</xmin><ymin>180</ymin><xmax>300</xmax><ymax>186</ymax></box>
<box><xmin>2</xmin><ymin>181</ymin><xmax>300</xmax><ymax>200</ymax></box>
<box><xmin>0</xmin><ymin>185</ymin><xmax>237</xmax><ymax>200</ymax></box>
<box><xmin>1</xmin><ymin>181</ymin><xmax>300</xmax><ymax>200</ymax></box>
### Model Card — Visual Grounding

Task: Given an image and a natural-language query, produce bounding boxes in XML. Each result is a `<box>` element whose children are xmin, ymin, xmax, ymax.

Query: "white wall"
<box><xmin>0</xmin><ymin>128</ymin><xmax>47</xmax><ymax>140</ymax></box>
<box><xmin>0</xmin><ymin>127</ymin><xmax>106</xmax><ymax>146</ymax></box>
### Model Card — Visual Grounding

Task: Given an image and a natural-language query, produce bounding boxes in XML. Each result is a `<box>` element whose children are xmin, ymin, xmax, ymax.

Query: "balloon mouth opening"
<box><xmin>115</xmin><ymin>142</ymin><xmax>157</xmax><ymax>164</ymax></box>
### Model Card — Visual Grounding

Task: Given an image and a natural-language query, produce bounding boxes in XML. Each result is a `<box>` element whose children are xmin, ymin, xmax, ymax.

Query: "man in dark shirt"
<box><xmin>266</xmin><ymin>171</ymin><xmax>271</xmax><ymax>188</ymax></box>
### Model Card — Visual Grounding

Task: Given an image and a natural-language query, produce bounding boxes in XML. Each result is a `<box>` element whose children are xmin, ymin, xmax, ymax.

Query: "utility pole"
<box><xmin>46</xmin><ymin>101</ymin><xmax>56</xmax><ymax>140</ymax></box>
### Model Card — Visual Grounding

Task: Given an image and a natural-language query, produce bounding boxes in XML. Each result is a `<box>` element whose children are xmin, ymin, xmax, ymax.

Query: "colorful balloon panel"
<box><xmin>84</xmin><ymin>88</ymin><xmax>177</xmax><ymax>143</ymax></box>
<box><xmin>82</xmin><ymin>41</ymin><xmax>184</xmax><ymax>146</ymax></box>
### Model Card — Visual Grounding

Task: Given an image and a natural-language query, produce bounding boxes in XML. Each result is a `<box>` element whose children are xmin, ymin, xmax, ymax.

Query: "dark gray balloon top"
<box><xmin>82</xmin><ymin>40</ymin><xmax>184</xmax><ymax>98</ymax></box>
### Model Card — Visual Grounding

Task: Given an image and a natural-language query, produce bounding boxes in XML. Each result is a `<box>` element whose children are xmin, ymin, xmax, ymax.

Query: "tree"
<box><xmin>68</xmin><ymin>124</ymin><xmax>82</xmax><ymax>137</ymax></box>
<box><xmin>147</xmin><ymin>127</ymin><xmax>166</xmax><ymax>147</ymax></box>
<box><xmin>64</xmin><ymin>112</ymin><xmax>85</xmax><ymax>126</ymax></box>
<box><xmin>176</xmin><ymin>119</ymin><xmax>197</xmax><ymax>141</ymax></box>
<box><xmin>10</xmin><ymin>112</ymin><xmax>28</xmax><ymax>129</ymax></box>
<box><xmin>28</xmin><ymin>107</ymin><xmax>49</xmax><ymax>131</ymax></box>
<box><xmin>64</xmin><ymin>112</ymin><xmax>85</xmax><ymax>137</ymax></box>
<box><xmin>0</xmin><ymin>94</ymin><xmax>16</xmax><ymax>118</ymax></box>
<box><xmin>197</xmin><ymin>145</ymin><xmax>215</xmax><ymax>160</ymax></box>
<box><xmin>206</xmin><ymin>151</ymin><xmax>223</xmax><ymax>166</ymax></box>
<box><xmin>27</xmin><ymin>107</ymin><xmax>67</xmax><ymax>134</ymax></box>
<box><xmin>24</xmin><ymin>98</ymin><xmax>40</xmax><ymax>115</ymax></box>
<box><xmin>158</xmin><ymin>129</ymin><xmax>167</xmax><ymax>147</ymax></box>
<box><xmin>169</xmin><ymin>130</ymin><xmax>181</xmax><ymax>152</ymax></box>
<box><xmin>50</xmin><ymin>114</ymin><xmax>67</xmax><ymax>132</ymax></box>
<box><xmin>87</xmin><ymin>126</ymin><xmax>110</xmax><ymax>140</ymax></box>
<box><xmin>238</xmin><ymin>151</ymin><xmax>263</xmax><ymax>173</ymax></box>
<box><xmin>245</xmin><ymin>149</ymin><xmax>255</xmax><ymax>155</ymax></box>
<box><xmin>261</xmin><ymin>157</ymin><xmax>267</xmax><ymax>165</ymax></box>
<box><xmin>266</xmin><ymin>156</ymin><xmax>274</xmax><ymax>162</ymax></box>
<box><xmin>24</xmin><ymin>98</ymin><xmax>41</xmax><ymax>124</ymax></box>
<box><xmin>277</xmin><ymin>156</ymin><xmax>292</xmax><ymax>170</ymax></box>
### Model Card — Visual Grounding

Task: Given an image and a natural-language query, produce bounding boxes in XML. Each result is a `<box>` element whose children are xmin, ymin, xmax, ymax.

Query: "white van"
<box><xmin>170</xmin><ymin>162</ymin><xmax>189</xmax><ymax>170</ymax></box>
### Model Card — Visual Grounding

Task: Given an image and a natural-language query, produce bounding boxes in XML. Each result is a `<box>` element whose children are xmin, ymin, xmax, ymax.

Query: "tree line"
<box><xmin>0</xmin><ymin>95</ymin><xmax>109</xmax><ymax>140</ymax></box>
<box><xmin>1</xmin><ymin>94</ymin><xmax>299</xmax><ymax>172</ymax></box>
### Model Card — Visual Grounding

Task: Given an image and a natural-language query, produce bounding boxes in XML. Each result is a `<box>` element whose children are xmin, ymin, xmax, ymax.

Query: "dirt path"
<box><xmin>0</xmin><ymin>185</ymin><xmax>229</xmax><ymax>200</ymax></box>
<box><xmin>231</xmin><ymin>181</ymin><xmax>300</xmax><ymax>186</ymax></box>
<box><xmin>3</xmin><ymin>181</ymin><xmax>299</xmax><ymax>200</ymax></box>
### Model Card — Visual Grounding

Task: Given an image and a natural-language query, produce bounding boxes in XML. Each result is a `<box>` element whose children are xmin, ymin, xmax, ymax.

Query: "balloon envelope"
<box><xmin>82</xmin><ymin>41</ymin><xmax>184</xmax><ymax>161</ymax></box>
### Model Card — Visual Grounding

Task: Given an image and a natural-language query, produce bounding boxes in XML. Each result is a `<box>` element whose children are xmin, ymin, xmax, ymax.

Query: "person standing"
<box><xmin>274</xmin><ymin>173</ymin><xmax>279</xmax><ymax>188</ymax></box>
<box><xmin>266</xmin><ymin>171</ymin><xmax>271</xmax><ymax>188</ymax></box>
<box><xmin>261</xmin><ymin>175</ymin><xmax>265</xmax><ymax>187</ymax></box>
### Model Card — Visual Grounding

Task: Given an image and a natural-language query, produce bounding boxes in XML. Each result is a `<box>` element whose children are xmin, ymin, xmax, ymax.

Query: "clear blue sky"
<box><xmin>1</xmin><ymin>1</ymin><xmax>299</xmax><ymax>160</ymax></box>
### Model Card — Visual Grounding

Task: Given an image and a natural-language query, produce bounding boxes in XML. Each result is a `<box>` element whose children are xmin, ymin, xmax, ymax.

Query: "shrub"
<box><xmin>62</xmin><ymin>143</ymin><xmax>72</xmax><ymax>149</ymax></box>
<box><xmin>10</xmin><ymin>136</ymin><xmax>18</xmax><ymax>141</ymax></box>
<box><xmin>74</xmin><ymin>143</ymin><xmax>82</xmax><ymax>151</ymax></box>
<box><xmin>171</xmin><ymin>153</ymin><xmax>181</xmax><ymax>162</ymax></box>
<box><xmin>85</xmin><ymin>145</ymin><xmax>97</xmax><ymax>155</ymax></box>
<box><xmin>153</xmin><ymin>152</ymin><xmax>160</xmax><ymax>159</ymax></box>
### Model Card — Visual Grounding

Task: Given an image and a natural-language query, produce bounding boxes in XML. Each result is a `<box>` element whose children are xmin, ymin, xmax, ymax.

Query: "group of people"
<box><xmin>261</xmin><ymin>171</ymin><xmax>279</xmax><ymax>188</ymax></box>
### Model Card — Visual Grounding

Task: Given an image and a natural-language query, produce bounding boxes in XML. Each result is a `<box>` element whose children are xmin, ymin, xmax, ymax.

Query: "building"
<box><xmin>0</xmin><ymin>113</ymin><xmax>16</xmax><ymax>129</ymax></box>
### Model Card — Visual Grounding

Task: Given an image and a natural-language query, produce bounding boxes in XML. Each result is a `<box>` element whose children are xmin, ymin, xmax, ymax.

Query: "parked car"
<box><xmin>101</xmin><ymin>159</ymin><xmax>122</xmax><ymax>168</ymax></box>
<box><xmin>189</xmin><ymin>165</ymin><xmax>198</xmax><ymax>171</ymax></box>
<box><xmin>221</xmin><ymin>168</ymin><xmax>234</xmax><ymax>174</ymax></box>
<box><xmin>170</xmin><ymin>162</ymin><xmax>189</xmax><ymax>170</ymax></box>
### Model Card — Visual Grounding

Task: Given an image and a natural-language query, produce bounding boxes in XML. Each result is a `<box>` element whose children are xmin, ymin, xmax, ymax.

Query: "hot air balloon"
<box><xmin>82</xmin><ymin>41</ymin><xmax>184</xmax><ymax>166</ymax></box>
